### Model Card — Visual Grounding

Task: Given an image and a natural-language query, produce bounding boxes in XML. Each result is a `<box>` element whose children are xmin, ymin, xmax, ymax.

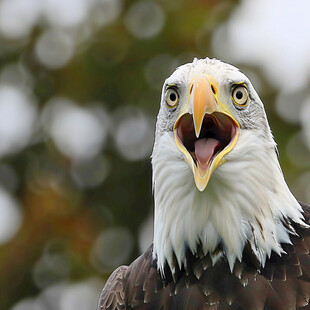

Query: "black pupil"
<box><xmin>170</xmin><ymin>92</ymin><xmax>176</xmax><ymax>102</ymax></box>
<box><xmin>236</xmin><ymin>90</ymin><xmax>243</xmax><ymax>100</ymax></box>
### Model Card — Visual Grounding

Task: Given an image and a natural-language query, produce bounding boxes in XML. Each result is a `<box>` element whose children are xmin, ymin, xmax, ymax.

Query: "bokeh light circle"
<box><xmin>0</xmin><ymin>0</ymin><xmax>40</xmax><ymax>39</ymax></box>
<box><xmin>90</xmin><ymin>227</ymin><xmax>134</xmax><ymax>273</ymax></box>
<box><xmin>113</xmin><ymin>107</ymin><xmax>154</xmax><ymax>161</ymax></box>
<box><xmin>124</xmin><ymin>1</ymin><xmax>165</xmax><ymax>39</ymax></box>
<box><xmin>42</xmin><ymin>98</ymin><xmax>109</xmax><ymax>161</ymax></box>
<box><xmin>0</xmin><ymin>85</ymin><xmax>37</xmax><ymax>157</ymax></box>
<box><xmin>42</xmin><ymin>0</ymin><xmax>89</xmax><ymax>28</ymax></box>
<box><xmin>35</xmin><ymin>30</ymin><xmax>75</xmax><ymax>69</ymax></box>
<box><xmin>0</xmin><ymin>186</ymin><xmax>23</xmax><ymax>244</ymax></box>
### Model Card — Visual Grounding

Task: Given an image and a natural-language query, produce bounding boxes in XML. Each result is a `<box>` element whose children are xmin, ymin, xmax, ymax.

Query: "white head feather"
<box><xmin>151</xmin><ymin>58</ymin><xmax>305</xmax><ymax>274</ymax></box>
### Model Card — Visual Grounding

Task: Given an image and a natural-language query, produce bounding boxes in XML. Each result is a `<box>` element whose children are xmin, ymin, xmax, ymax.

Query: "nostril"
<box><xmin>211</xmin><ymin>84</ymin><xmax>216</xmax><ymax>94</ymax></box>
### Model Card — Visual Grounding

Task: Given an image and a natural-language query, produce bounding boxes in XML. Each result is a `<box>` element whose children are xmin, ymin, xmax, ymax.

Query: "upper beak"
<box><xmin>174</xmin><ymin>74</ymin><xmax>239</xmax><ymax>191</ymax></box>
<box><xmin>190</xmin><ymin>75</ymin><xmax>219</xmax><ymax>138</ymax></box>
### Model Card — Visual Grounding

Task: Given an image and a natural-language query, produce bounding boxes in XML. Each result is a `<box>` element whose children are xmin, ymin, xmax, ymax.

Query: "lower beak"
<box><xmin>174</xmin><ymin>74</ymin><xmax>239</xmax><ymax>191</ymax></box>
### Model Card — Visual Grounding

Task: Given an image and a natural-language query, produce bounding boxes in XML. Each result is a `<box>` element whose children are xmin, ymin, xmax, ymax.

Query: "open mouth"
<box><xmin>175</xmin><ymin>112</ymin><xmax>238</xmax><ymax>173</ymax></box>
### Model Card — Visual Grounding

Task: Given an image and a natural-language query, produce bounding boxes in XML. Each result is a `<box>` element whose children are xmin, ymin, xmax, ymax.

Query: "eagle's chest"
<box><xmin>124</xmin><ymin>245</ymin><xmax>310</xmax><ymax>310</ymax></box>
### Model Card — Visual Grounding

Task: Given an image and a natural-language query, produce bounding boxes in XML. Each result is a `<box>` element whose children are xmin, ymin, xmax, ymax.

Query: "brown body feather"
<box><xmin>97</xmin><ymin>202</ymin><xmax>310</xmax><ymax>310</ymax></box>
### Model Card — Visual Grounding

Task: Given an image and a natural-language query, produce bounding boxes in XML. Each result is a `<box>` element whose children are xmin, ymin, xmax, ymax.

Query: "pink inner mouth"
<box><xmin>175</xmin><ymin>112</ymin><xmax>238</xmax><ymax>170</ymax></box>
<box><xmin>194</xmin><ymin>138</ymin><xmax>221</xmax><ymax>171</ymax></box>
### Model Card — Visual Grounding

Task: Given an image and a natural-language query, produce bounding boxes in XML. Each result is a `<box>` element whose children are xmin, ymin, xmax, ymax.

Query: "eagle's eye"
<box><xmin>232</xmin><ymin>86</ymin><xmax>248</xmax><ymax>106</ymax></box>
<box><xmin>165</xmin><ymin>88</ymin><xmax>179</xmax><ymax>108</ymax></box>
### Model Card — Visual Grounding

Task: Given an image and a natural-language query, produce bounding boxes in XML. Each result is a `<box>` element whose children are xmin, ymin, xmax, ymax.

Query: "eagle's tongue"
<box><xmin>195</xmin><ymin>138</ymin><xmax>221</xmax><ymax>169</ymax></box>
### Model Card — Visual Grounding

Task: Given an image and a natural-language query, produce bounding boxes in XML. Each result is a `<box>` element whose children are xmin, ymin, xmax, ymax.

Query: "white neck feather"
<box><xmin>151</xmin><ymin>130</ymin><xmax>305</xmax><ymax>274</ymax></box>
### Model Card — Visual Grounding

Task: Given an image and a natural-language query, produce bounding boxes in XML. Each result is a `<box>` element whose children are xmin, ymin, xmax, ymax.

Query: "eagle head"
<box><xmin>152</xmin><ymin>58</ymin><xmax>306</xmax><ymax>274</ymax></box>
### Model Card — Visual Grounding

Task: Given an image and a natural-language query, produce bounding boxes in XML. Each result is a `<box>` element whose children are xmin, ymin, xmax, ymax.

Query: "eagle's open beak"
<box><xmin>174</xmin><ymin>74</ymin><xmax>239</xmax><ymax>191</ymax></box>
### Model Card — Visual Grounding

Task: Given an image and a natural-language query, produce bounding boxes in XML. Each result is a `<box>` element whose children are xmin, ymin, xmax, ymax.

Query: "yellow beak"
<box><xmin>174</xmin><ymin>74</ymin><xmax>239</xmax><ymax>191</ymax></box>
<box><xmin>190</xmin><ymin>75</ymin><xmax>219</xmax><ymax>138</ymax></box>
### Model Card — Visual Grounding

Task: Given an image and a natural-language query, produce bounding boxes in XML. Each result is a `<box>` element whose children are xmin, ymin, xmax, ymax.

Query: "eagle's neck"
<box><xmin>151</xmin><ymin>129</ymin><xmax>305</xmax><ymax>275</ymax></box>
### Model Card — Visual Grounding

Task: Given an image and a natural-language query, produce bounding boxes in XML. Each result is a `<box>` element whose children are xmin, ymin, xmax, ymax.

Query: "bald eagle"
<box><xmin>97</xmin><ymin>58</ymin><xmax>310</xmax><ymax>309</ymax></box>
